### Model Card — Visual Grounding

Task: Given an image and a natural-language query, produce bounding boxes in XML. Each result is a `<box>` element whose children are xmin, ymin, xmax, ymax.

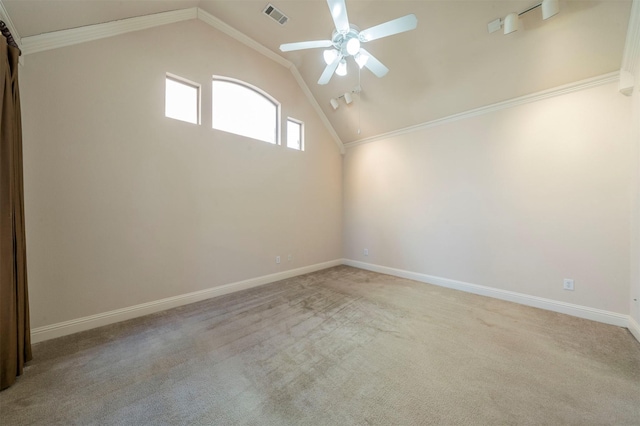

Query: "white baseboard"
<box><xmin>629</xmin><ymin>316</ymin><xmax>640</xmax><ymax>344</ymax></box>
<box><xmin>30</xmin><ymin>259</ymin><xmax>342</xmax><ymax>343</ymax></box>
<box><xmin>31</xmin><ymin>259</ymin><xmax>640</xmax><ymax>345</ymax></box>
<box><xmin>342</xmin><ymin>259</ymin><xmax>631</xmax><ymax>329</ymax></box>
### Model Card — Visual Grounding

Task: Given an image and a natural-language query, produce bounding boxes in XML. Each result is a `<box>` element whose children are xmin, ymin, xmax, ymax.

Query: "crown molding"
<box><xmin>344</xmin><ymin>72</ymin><xmax>620</xmax><ymax>149</ymax></box>
<box><xmin>0</xmin><ymin>0</ymin><xmax>20</xmax><ymax>46</ymax></box>
<box><xmin>20</xmin><ymin>7</ymin><xmax>197</xmax><ymax>55</ymax></box>
<box><xmin>619</xmin><ymin>0</ymin><xmax>640</xmax><ymax>95</ymax></box>
<box><xmin>621</xmin><ymin>0</ymin><xmax>640</xmax><ymax>77</ymax></box>
<box><xmin>289</xmin><ymin>66</ymin><xmax>345</xmax><ymax>154</ymax></box>
<box><xmin>196</xmin><ymin>8</ymin><xmax>289</xmax><ymax>69</ymax></box>
<box><xmin>15</xmin><ymin>6</ymin><xmax>344</xmax><ymax>153</ymax></box>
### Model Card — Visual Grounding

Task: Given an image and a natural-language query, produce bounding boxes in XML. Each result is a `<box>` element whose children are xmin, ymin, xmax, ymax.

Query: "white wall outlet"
<box><xmin>563</xmin><ymin>278</ymin><xmax>574</xmax><ymax>291</ymax></box>
<box><xmin>287</xmin><ymin>254</ymin><xmax>292</xmax><ymax>261</ymax></box>
<box><xmin>276</xmin><ymin>256</ymin><xmax>280</xmax><ymax>264</ymax></box>
<box><xmin>364</xmin><ymin>248</ymin><xmax>369</xmax><ymax>256</ymax></box>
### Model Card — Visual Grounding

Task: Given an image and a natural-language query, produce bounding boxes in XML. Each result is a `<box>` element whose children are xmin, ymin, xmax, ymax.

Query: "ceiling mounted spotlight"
<box><xmin>329</xmin><ymin>86</ymin><xmax>362</xmax><ymax>110</ymax></box>
<box><xmin>279</xmin><ymin>0</ymin><xmax>418</xmax><ymax>85</ymax></box>
<box><xmin>503</xmin><ymin>13</ymin><xmax>519</xmax><ymax>34</ymax></box>
<box><xmin>488</xmin><ymin>0</ymin><xmax>560</xmax><ymax>35</ymax></box>
<box><xmin>542</xmin><ymin>0</ymin><xmax>560</xmax><ymax>19</ymax></box>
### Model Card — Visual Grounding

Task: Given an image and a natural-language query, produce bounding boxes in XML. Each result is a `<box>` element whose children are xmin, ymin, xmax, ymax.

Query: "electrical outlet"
<box><xmin>364</xmin><ymin>248</ymin><xmax>369</xmax><ymax>256</ymax></box>
<box><xmin>563</xmin><ymin>279</ymin><xmax>574</xmax><ymax>291</ymax></box>
<box><xmin>276</xmin><ymin>256</ymin><xmax>280</xmax><ymax>264</ymax></box>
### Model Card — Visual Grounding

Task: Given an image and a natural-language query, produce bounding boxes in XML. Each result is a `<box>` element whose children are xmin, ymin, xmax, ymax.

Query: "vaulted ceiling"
<box><xmin>2</xmin><ymin>0</ymin><xmax>633</xmax><ymax>144</ymax></box>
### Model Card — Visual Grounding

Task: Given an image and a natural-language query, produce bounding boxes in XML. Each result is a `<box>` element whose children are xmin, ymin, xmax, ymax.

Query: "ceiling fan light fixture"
<box><xmin>280</xmin><ymin>0</ymin><xmax>418</xmax><ymax>85</ymax></box>
<box><xmin>336</xmin><ymin>59</ymin><xmax>348</xmax><ymax>76</ymax></box>
<box><xmin>355</xmin><ymin>51</ymin><xmax>369</xmax><ymax>68</ymax></box>
<box><xmin>323</xmin><ymin>49</ymin><xmax>339</xmax><ymax>65</ymax></box>
<box><xmin>346</xmin><ymin>37</ymin><xmax>361</xmax><ymax>56</ymax></box>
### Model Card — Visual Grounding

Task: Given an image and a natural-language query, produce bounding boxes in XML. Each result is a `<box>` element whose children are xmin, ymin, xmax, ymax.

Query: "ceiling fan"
<box><xmin>279</xmin><ymin>0</ymin><xmax>418</xmax><ymax>85</ymax></box>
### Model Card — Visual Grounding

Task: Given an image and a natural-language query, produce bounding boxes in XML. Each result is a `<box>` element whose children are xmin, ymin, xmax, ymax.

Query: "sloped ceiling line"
<box><xmin>0</xmin><ymin>0</ymin><xmax>19</xmax><ymax>47</ymax></box>
<box><xmin>0</xmin><ymin>0</ymin><xmax>22</xmax><ymax>64</ymax></box>
<box><xmin>196</xmin><ymin>8</ymin><xmax>345</xmax><ymax>154</ymax></box>
<box><xmin>196</xmin><ymin>8</ymin><xmax>289</xmax><ymax>68</ymax></box>
<box><xmin>20</xmin><ymin>7</ymin><xmax>197</xmax><ymax>55</ymax></box>
<box><xmin>9</xmin><ymin>4</ymin><xmax>345</xmax><ymax>154</ymax></box>
<box><xmin>343</xmin><ymin>72</ymin><xmax>620</xmax><ymax>149</ymax></box>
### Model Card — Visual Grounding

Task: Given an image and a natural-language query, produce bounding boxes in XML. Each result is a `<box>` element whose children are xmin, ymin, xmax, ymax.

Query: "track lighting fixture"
<box><xmin>503</xmin><ymin>13</ymin><xmax>519</xmax><ymax>34</ymax></box>
<box><xmin>488</xmin><ymin>0</ymin><xmax>559</xmax><ymax>35</ymax></box>
<box><xmin>329</xmin><ymin>86</ymin><xmax>362</xmax><ymax>110</ymax></box>
<box><xmin>344</xmin><ymin>92</ymin><xmax>353</xmax><ymax>104</ymax></box>
<box><xmin>541</xmin><ymin>0</ymin><xmax>559</xmax><ymax>20</ymax></box>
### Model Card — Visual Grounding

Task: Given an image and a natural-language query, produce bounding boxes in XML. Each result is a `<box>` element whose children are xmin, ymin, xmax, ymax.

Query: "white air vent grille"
<box><xmin>263</xmin><ymin>3</ymin><xmax>288</xmax><ymax>25</ymax></box>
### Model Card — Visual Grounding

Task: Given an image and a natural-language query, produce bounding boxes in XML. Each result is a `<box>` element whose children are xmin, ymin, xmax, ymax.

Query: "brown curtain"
<box><xmin>0</xmin><ymin>33</ymin><xmax>32</xmax><ymax>391</ymax></box>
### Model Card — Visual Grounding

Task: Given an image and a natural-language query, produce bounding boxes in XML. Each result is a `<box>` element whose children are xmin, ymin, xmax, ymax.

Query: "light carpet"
<box><xmin>1</xmin><ymin>266</ymin><xmax>639</xmax><ymax>425</ymax></box>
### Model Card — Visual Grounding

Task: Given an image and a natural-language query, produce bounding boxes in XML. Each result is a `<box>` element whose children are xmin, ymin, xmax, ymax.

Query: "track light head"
<box><xmin>541</xmin><ymin>0</ymin><xmax>559</xmax><ymax>19</ymax></box>
<box><xmin>344</xmin><ymin>92</ymin><xmax>353</xmax><ymax>104</ymax></box>
<box><xmin>503</xmin><ymin>13</ymin><xmax>519</xmax><ymax>34</ymax></box>
<box><xmin>488</xmin><ymin>0</ymin><xmax>560</xmax><ymax>35</ymax></box>
<box><xmin>330</xmin><ymin>98</ymin><xmax>339</xmax><ymax>110</ymax></box>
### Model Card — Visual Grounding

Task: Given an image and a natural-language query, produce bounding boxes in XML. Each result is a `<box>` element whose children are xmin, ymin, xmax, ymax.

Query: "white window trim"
<box><xmin>212</xmin><ymin>75</ymin><xmax>281</xmax><ymax>145</ymax></box>
<box><xmin>287</xmin><ymin>117</ymin><xmax>305</xmax><ymax>151</ymax></box>
<box><xmin>165</xmin><ymin>72</ymin><xmax>201</xmax><ymax>125</ymax></box>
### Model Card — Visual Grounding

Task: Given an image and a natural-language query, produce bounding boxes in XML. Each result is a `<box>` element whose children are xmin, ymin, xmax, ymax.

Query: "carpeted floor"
<box><xmin>1</xmin><ymin>266</ymin><xmax>639</xmax><ymax>425</ymax></box>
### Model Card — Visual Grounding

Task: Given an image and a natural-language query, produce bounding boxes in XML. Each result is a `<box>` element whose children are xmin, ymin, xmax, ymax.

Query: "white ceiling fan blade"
<box><xmin>359</xmin><ymin>14</ymin><xmax>418</xmax><ymax>42</ymax></box>
<box><xmin>318</xmin><ymin>55</ymin><xmax>342</xmax><ymax>85</ymax></box>
<box><xmin>280</xmin><ymin>40</ymin><xmax>333</xmax><ymax>52</ymax></box>
<box><xmin>326</xmin><ymin>0</ymin><xmax>350</xmax><ymax>33</ymax></box>
<box><xmin>360</xmin><ymin>48</ymin><xmax>389</xmax><ymax>78</ymax></box>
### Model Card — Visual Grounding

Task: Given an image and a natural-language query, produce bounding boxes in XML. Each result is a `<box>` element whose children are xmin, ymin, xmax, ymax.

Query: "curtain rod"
<box><xmin>0</xmin><ymin>20</ymin><xmax>21</xmax><ymax>55</ymax></box>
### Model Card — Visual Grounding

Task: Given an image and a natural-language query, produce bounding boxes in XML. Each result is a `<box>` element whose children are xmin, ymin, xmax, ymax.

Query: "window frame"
<box><xmin>165</xmin><ymin>73</ymin><xmax>201</xmax><ymax>125</ymax></box>
<box><xmin>286</xmin><ymin>117</ymin><xmax>305</xmax><ymax>151</ymax></box>
<box><xmin>211</xmin><ymin>76</ymin><xmax>281</xmax><ymax>145</ymax></box>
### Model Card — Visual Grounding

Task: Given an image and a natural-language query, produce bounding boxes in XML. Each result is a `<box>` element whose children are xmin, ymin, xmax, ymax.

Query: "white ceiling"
<box><xmin>2</xmin><ymin>0</ymin><xmax>633</xmax><ymax>143</ymax></box>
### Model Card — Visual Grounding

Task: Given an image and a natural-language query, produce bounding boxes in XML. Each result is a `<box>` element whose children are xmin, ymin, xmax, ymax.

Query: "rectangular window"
<box><xmin>287</xmin><ymin>118</ymin><xmax>304</xmax><ymax>151</ymax></box>
<box><xmin>165</xmin><ymin>74</ymin><xmax>200</xmax><ymax>125</ymax></box>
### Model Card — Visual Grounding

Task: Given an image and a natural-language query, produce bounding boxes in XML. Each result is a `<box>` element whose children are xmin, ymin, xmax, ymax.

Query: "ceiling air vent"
<box><xmin>263</xmin><ymin>3</ymin><xmax>288</xmax><ymax>25</ymax></box>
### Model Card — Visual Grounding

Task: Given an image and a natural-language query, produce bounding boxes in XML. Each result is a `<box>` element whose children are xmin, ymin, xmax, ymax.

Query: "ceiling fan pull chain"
<box><xmin>358</xmin><ymin>67</ymin><xmax>362</xmax><ymax>135</ymax></box>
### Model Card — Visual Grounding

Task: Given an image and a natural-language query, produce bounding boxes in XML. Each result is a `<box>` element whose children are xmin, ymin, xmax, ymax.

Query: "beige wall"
<box><xmin>632</xmin><ymin>66</ymin><xmax>640</xmax><ymax>324</ymax></box>
<box><xmin>344</xmin><ymin>82</ymin><xmax>634</xmax><ymax>314</ymax></box>
<box><xmin>21</xmin><ymin>20</ymin><xmax>343</xmax><ymax>328</ymax></box>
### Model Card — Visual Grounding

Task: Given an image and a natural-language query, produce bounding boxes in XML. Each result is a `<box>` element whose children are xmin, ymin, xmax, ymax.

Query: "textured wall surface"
<box><xmin>344</xmin><ymin>82</ymin><xmax>634</xmax><ymax>314</ymax></box>
<box><xmin>20</xmin><ymin>20</ymin><xmax>343</xmax><ymax>328</ymax></box>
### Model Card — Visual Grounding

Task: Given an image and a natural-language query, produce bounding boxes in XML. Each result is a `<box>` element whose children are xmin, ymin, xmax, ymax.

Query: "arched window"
<box><xmin>212</xmin><ymin>77</ymin><xmax>280</xmax><ymax>144</ymax></box>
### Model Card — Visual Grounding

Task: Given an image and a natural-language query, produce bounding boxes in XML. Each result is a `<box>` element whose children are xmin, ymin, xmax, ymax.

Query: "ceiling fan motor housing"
<box><xmin>332</xmin><ymin>26</ymin><xmax>361</xmax><ymax>57</ymax></box>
